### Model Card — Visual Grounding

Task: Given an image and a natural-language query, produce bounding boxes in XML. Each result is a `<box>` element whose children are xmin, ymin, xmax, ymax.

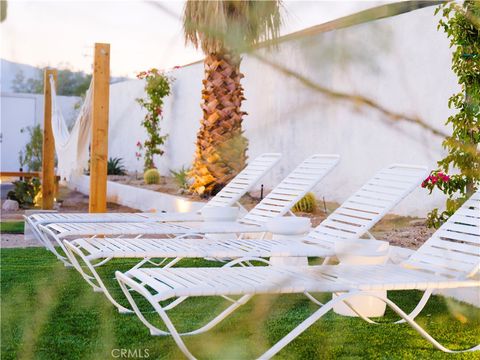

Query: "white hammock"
<box><xmin>50</xmin><ymin>76</ymin><xmax>93</xmax><ymax>180</ymax></box>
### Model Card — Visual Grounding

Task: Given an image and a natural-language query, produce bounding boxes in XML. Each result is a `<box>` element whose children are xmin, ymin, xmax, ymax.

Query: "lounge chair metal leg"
<box><xmin>162</xmin><ymin>296</ymin><xmax>188</xmax><ymax>311</ymax></box>
<box><xmin>160</xmin><ymin>257</ymin><xmax>182</xmax><ymax>269</ymax></box>
<box><xmin>259</xmin><ymin>292</ymin><xmax>353</xmax><ymax>359</ymax></box>
<box><xmin>24</xmin><ymin>216</ymin><xmax>48</xmax><ymax>249</ymax></box>
<box><xmin>330</xmin><ymin>290</ymin><xmax>433</xmax><ymax>325</ymax></box>
<box><xmin>116</xmin><ymin>271</ymin><xmax>253</xmax><ymax>339</ymax></box>
<box><xmin>263</xmin><ymin>289</ymin><xmax>478</xmax><ymax>359</ymax></box>
<box><xmin>64</xmin><ymin>240</ymin><xmax>132</xmax><ymax>314</ymax></box>
<box><xmin>394</xmin><ymin>290</ymin><xmax>432</xmax><ymax>324</ymax></box>
<box><xmin>224</xmin><ymin>257</ymin><xmax>271</xmax><ymax>268</ymax></box>
<box><xmin>116</xmin><ymin>271</ymin><xmax>196</xmax><ymax>358</ymax></box>
<box><xmin>372</xmin><ymin>293</ymin><xmax>480</xmax><ymax>353</ymax></box>
<box><xmin>179</xmin><ymin>295</ymin><xmax>253</xmax><ymax>337</ymax></box>
<box><xmin>304</xmin><ymin>292</ymin><xmax>324</xmax><ymax>306</ymax></box>
<box><xmin>91</xmin><ymin>256</ymin><xmax>113</xmax><ymax>267</ymax></box>
<box><xmin>39</xmin><ymin>226</ymin><xmax>72</xmax><ymax>266</ymax></box>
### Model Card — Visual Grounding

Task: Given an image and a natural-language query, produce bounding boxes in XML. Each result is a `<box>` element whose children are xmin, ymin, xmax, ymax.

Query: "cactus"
<box><xmin>144</xmin><ymin>168</ymin><xmax>160</xmax><ymax>184</ymax></box>
<box><xmin>292</xmin><ymin>192</ymin><xmax>317</xmax><ymax>213</ymax></box>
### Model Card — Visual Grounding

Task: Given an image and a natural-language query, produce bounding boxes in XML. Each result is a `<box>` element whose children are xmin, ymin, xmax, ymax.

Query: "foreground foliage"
<box><xmin>1</xmin><ymin>248</ymin><xmax>479</xmax><ymax>359</ymax></box>
<box><xmin>426</xmin><ymin>1</ymin><xmax>480</xmax><ymax>228</ymax></box>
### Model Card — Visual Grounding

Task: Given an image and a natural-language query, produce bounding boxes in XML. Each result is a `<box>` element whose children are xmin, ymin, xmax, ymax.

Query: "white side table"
<box><xmin>333</xmin><ymin>239</ymin><xmax>390</xmax><ymax>317</ymax></box>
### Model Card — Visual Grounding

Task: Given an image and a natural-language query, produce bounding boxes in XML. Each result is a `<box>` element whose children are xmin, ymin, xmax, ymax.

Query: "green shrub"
<box><xmin>107</xmin><ymin>157</ymin><xmax>127</xmax><ymax>175</ymax></box>
<box><xmin>144</xmin><ymin>168</ymin><xmax>160</xmax><ymax>184</ymax></box>
<box><xmin>7</xmin><ymin>178</ymin><xmax>41</xmax><ymax>208</ymax></box>
<box><xmin>170</xmin><ymin>166</ymin><xmax>190</xmax><ymax>190</ymax></box>
<box><xmin>292</xmin><ymin>192</ymin><xmax>317</xmax><ymax>213</ymax></box>
<box><xmin>19</xmin><ymin>125</ymin><xmax>43</xmax><ymax>171</ymax></box>
<box><xmin>136</xmin><ymin>69</ymin><xmax>173</xmax><ymax>171</ymax></box>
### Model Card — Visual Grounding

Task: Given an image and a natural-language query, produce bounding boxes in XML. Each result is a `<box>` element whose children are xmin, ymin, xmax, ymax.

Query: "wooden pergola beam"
<box><xmin>89</xmin><ymin>43</ymin><xmax>110</xmax><ymax>213</ymax></box>
<box><xmin>42</xmin><ymin>69</ymin><xmax>57</xmax><ymax>210</ymax></box>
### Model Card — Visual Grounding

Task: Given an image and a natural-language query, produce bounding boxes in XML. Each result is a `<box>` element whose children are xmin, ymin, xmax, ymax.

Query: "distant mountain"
<box><xmin>0</xmin><ymin>58</ymin><xmax>130</xmax><ymax>93</ymax></box>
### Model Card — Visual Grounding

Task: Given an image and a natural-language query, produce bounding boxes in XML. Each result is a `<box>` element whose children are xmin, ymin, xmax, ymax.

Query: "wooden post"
<box><xmin>89</xmin><ymin>43</ymin><xmax>110</xmax><ymax>213</ymax></box>
<box><xmin>42</xmin><ymin>69</ymin><xmax>57</xmax><ymax>210</ymax></box>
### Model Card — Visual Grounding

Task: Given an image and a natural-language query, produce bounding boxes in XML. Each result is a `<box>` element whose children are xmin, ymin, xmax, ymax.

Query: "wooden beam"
<box><xmin>42</xmin><ymin>69</ymin><xmax>57</xmax><ymax>210</ymax></box>
<box><xmin>89</xmin><ymin>43</ymin><xmax>110</xmax><ymax>213</ymax></box>
<box><xmin>0</xmin><ymin>171</ymin><xmax>40</xmax><ymax>178</ymax></box>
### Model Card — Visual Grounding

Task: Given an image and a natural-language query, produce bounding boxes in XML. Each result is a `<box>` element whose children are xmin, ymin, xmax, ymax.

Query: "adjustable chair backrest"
<box><xmin>404</xmin><ymin>190</ymin><xmax>480</xmax><ymax>279</ymax></box>
<box><xmin>204</xmin><ymin>153</ymin><xmax>282</xmax><ymax>209</ymax></box>
<box><xmin>240</xmin><ymin>154</ymin><xmax>340</xmax><ymax>226</ymax></box>
<box><xmin>306</xmin><ymin>164</ymin><xmax>429</xmax><ymax>247</ymax></box>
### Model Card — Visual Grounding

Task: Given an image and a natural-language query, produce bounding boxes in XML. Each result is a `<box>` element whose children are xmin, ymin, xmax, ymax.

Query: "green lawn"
<box><xmin>0</xmin><ymin>221</ymin><xmax>24</xmax><ymax>234</ymax></box>
<box><xmin>1</xmin><ymin>248</ymin><xmax>479</xmax><ymax>359</ymax></box>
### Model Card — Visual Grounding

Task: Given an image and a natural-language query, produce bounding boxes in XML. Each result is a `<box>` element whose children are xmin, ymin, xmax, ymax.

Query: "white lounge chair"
<box><xmin>26</xmin><ymin>153</ymin><xmax>282</xmax><ymax>249</ymax></box>
<box><xmin>116</xmin><ymin>190</ymin><xmax>480</xmax><ymax>358</ymax></box>
<box><xmin>41</xmin><ymin>154</ymin><xmax>340</xmax><ymax>266</ymax></box>
<box><xmin>64</xmin><ymin>164</ymin><xmax>427</xmax><ymax>313</ymax></box>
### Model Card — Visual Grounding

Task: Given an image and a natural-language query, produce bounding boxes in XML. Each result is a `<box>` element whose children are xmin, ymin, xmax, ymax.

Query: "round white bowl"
<box><xmin>201</xmin><ymin>206</ymin><xmax>239</xmax><ymax>222</ymax></box>
<box><xmin>266</xmin><ymin>217</ymin><xmax>312</xmax><ymax>235</ymax></box>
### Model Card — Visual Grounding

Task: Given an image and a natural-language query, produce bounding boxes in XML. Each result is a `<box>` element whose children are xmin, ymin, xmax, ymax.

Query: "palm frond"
<box><xmin>183</xmin><ymin>0</ymin><xmax>282</xmax><ymax>54</ymax></box>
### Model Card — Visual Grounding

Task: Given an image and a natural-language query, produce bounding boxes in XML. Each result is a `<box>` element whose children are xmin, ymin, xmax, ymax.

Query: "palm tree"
<box><xmin>1</xmin><ymin>1</ymin><xmax>7</xmax><ymax>22</ymax></box>
<box><xmin>183</xmin><ymin>0</ymin><xmax>282</xmax><ymax>195</ymax></box>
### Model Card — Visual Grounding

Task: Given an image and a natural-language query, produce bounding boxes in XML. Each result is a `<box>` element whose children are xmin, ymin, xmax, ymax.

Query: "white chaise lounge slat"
<box><xmin>305</xmin><ymin>164</ymin><xmax>429</xmax><ymax>248</ymax></box>
<box><xmin>115</xmin><ymin>190</ymin><xmax>480</xmax><ymax>359</ymax></box>
<box><xmin>64</xmin><ymin>164</ymin><xmax>427</xmax><ymax>312</ymax></box>
<box><xmin>43</xmin><ymin>154</ymin><xmax>340</xmax><ymax>265</ymax></box>
<box><xmin>122</xmin><ymin>265</ymin><xmax>476</xmax><ymax>300</ymax></box>
<box><xmin>25</xmin><ymin>153</ymin><xmax>282</xmax><ymax>245</ymax></box>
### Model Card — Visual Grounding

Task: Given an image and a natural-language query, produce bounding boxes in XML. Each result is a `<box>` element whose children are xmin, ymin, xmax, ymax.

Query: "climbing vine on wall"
<box><xmin>425</xmin><ymin>1</ymin><xmax>480</xmax><ymax>228</ymax></box>
<box><xmin>136</xmin><ymin>68</ymin><xmax>173</xmax><ymax>171</ymax></box>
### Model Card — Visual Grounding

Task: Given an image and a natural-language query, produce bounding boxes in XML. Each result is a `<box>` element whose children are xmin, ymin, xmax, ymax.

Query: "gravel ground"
<box><xmin>1</xmin><ymin>234</ymin><xmax>40</xmax><ymax>248</ymax></box>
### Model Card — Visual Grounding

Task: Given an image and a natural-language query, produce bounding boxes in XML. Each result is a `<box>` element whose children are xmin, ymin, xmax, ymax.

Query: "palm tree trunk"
<box><xmin>189</xmin><ymin>52</ymin><xmax>248</xmax><ymax>196</ymax></box>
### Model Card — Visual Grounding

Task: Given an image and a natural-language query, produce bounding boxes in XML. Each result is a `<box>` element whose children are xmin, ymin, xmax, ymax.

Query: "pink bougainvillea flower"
<box><xmin>439</xmin><ymin>173</ymin><xmax>450</xmax><ymax>182</ymax></box>
<box><xmin>173</xmin><ymin>65</ymin><xmax>181</xmax><ymax>69</ymax></box>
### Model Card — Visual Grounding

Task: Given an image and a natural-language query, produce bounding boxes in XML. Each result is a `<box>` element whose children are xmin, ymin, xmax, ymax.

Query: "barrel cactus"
<box><xmin>144</xmin><ymin>168</ymin><xmax>160</xmax><ymax>185</ymax></box>
<box><xmin>292</xmin><ymin>192</ymin><xmax>317</xmax><ymax>213</ymax></box>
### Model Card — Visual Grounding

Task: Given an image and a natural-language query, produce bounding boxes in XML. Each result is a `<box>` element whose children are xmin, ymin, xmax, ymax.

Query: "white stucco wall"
<box><xmin>1</xmin><ymin>92</ymin><xmax>80</xmax><ymax>171</ymax></box>
<box><xmin>106</xmin><ymin>6</ymin><xmax>455</xmax><ymax>216</ymax></box>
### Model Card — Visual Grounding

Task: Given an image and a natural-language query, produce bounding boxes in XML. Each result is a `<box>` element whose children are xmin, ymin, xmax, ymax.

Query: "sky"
<box><xmin>1</xmin><ymin>0</ymin><xmax>390</xmax><ymax>77</ymax></box>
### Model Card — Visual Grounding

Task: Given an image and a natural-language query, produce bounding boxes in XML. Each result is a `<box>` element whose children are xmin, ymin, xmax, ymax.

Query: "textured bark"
<box><xmin>189</xmin><ymin>52</ymin><xmax>248</xmax><ymax>196</ymax></box>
